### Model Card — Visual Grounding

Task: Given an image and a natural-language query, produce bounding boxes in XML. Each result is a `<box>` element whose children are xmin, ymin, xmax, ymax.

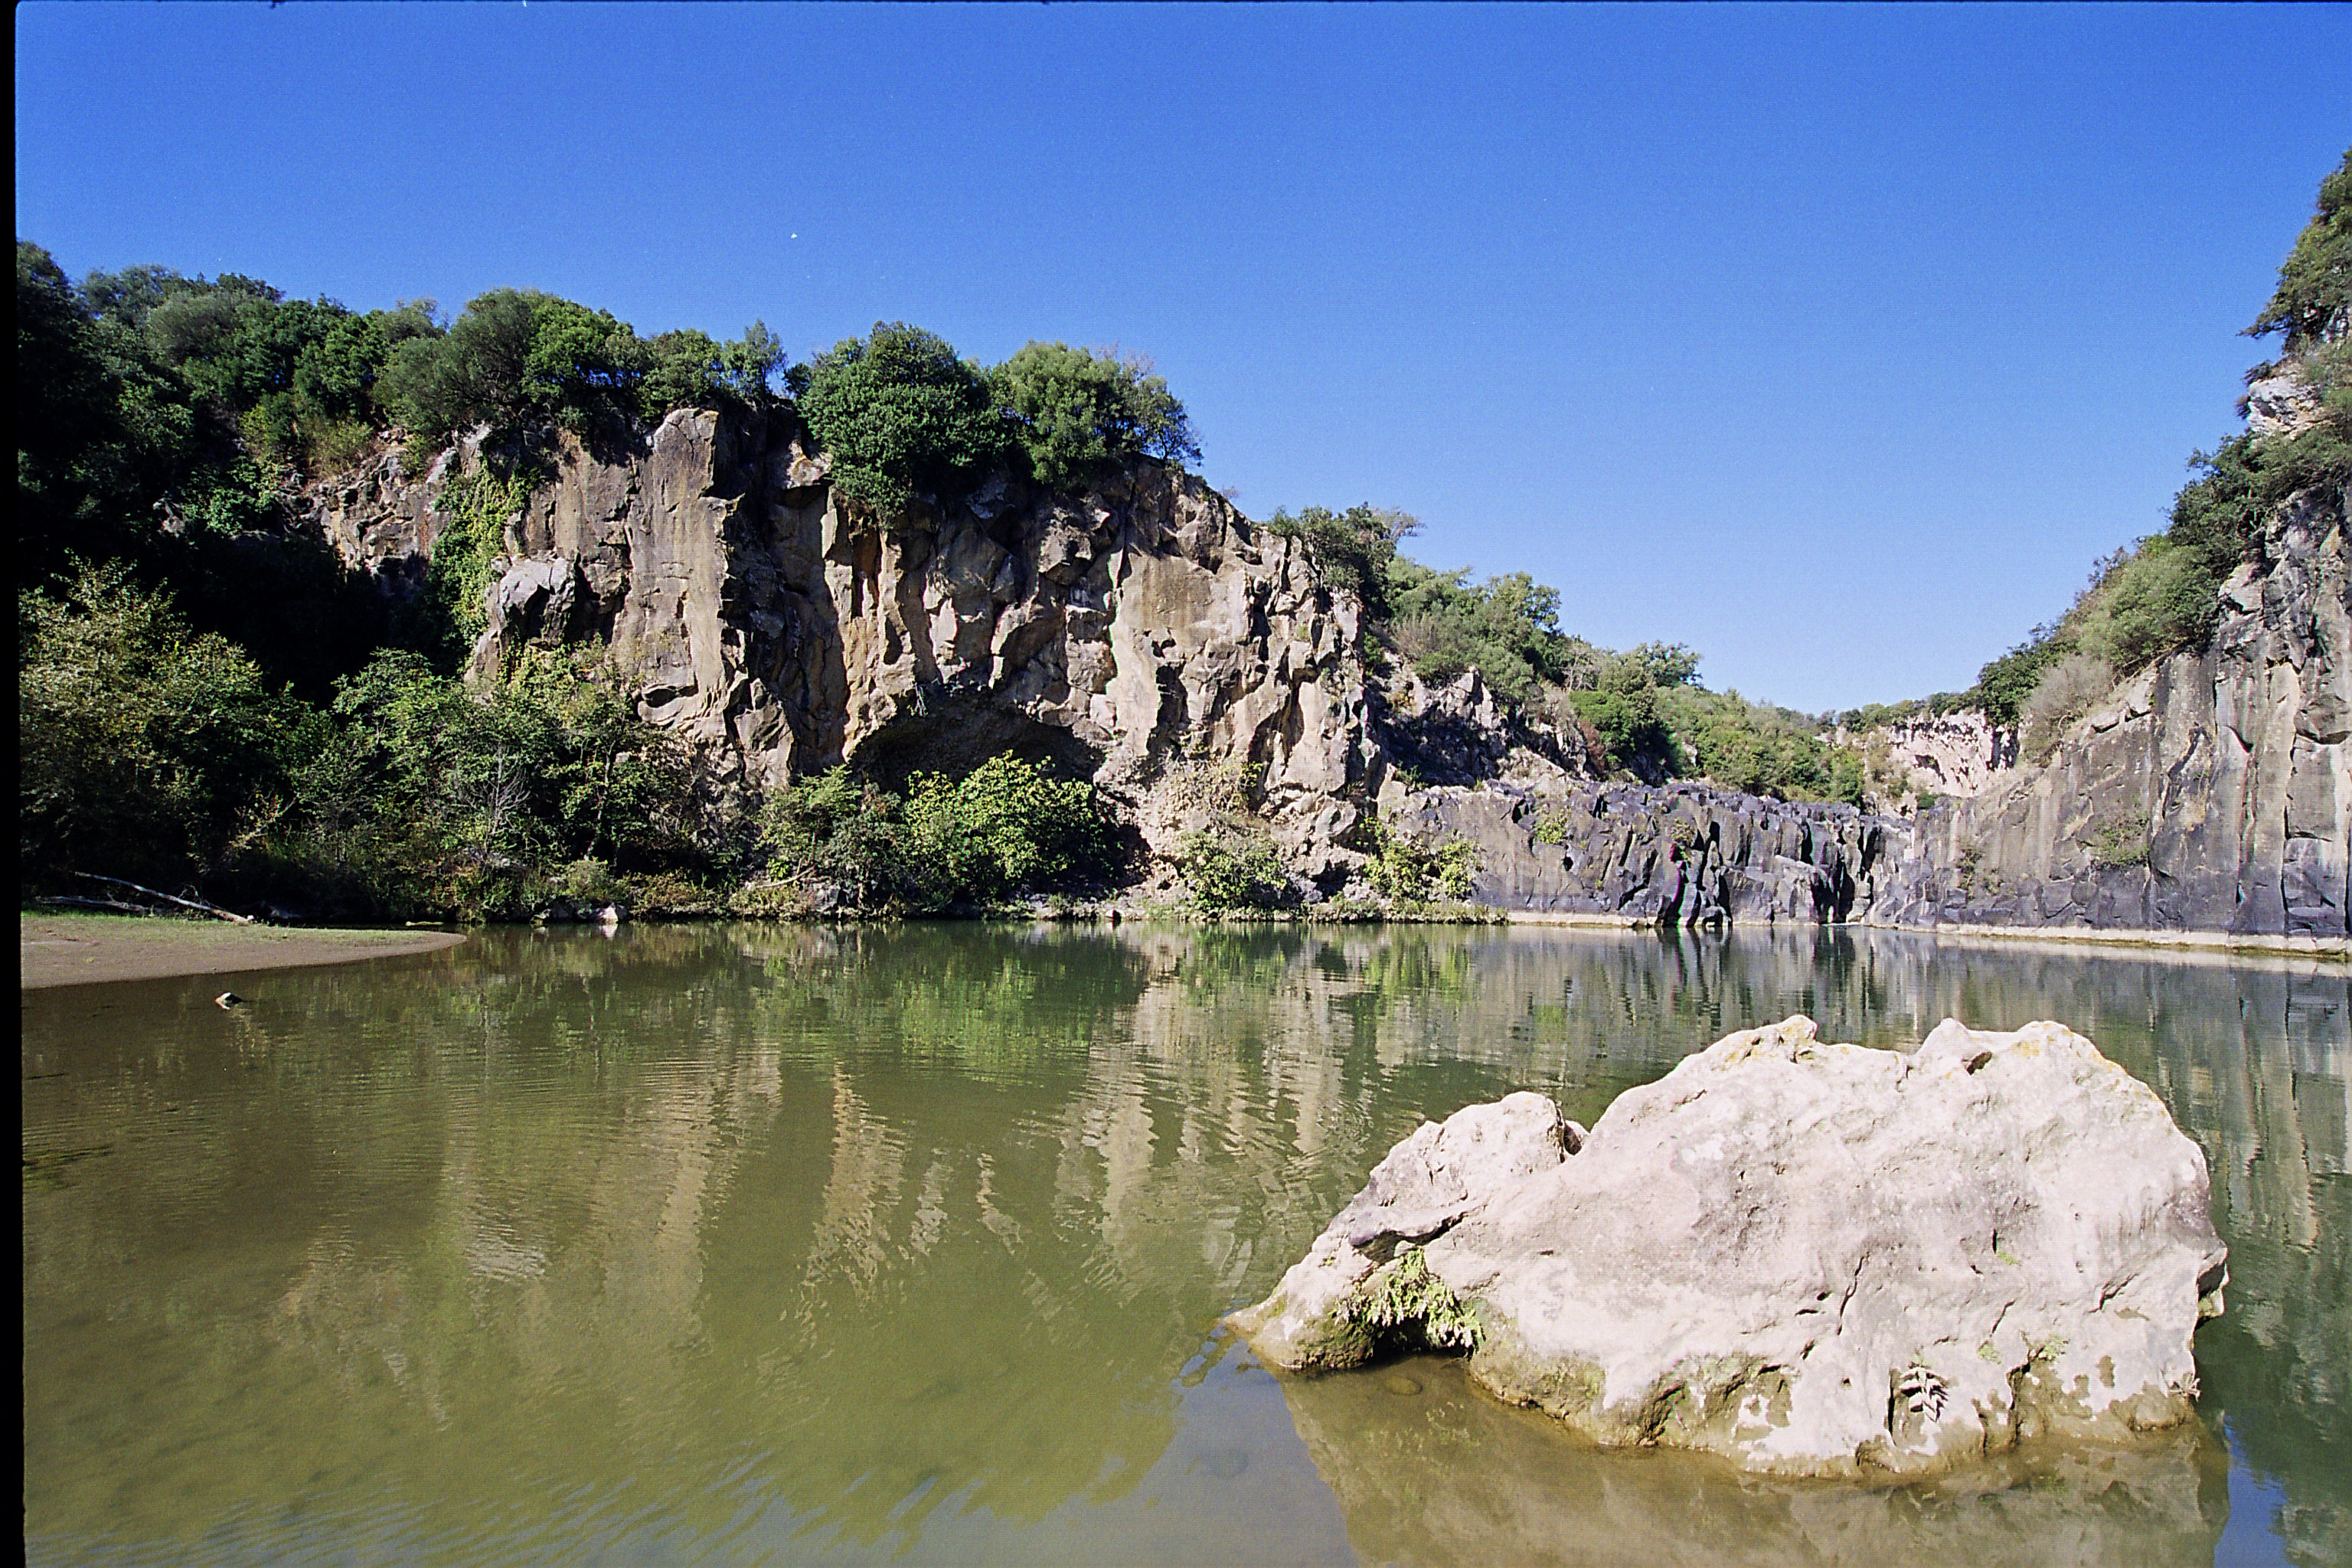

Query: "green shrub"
<box><xmin>19</xmin><ymin>564</ymin><xmax>302</xmax><ymax>886</ymax></box>
<box><xmin>727</xmin><ymin>880</ymin><xmax>807</xmax><ymax>920</ymax></box>
<box><xmin>626</xmin><ymin>870</ymin><xmax>722</xmax><ymax>918</ymax></box>
<box><xmin>1383</xmin><ymin>561</ymin><xmax>1575</xmax><ymax>704</ymax></box>
<box><xmin>1361</xmin><ymin>819</ymin><xmax>1478</xmax><ymax>902</ymax></box>
<box><xmin>760</xmin><ymin>756</ymin><xmax>1107</xmax><ymax>914</ymax></box>
<box><xmin>1176</xmin><ymin>828</ymin><xmax>1295</xmax><ymax>913</ymax></box>
<box><xmin>554</xmin><ymin>857</ymin><xmax>628</xmax><ymax>907</ymax></box>
<box><xmin>760</xmin><ymin>766</ymin><xmax>906</xmax><ymax>911</ymax></box>
<box><xmin>2077</xmin><ymin>539</ymin><xmax>2219</xmax><ymax>674</ymax></box>
<box><xmin>1571</xmin><ymin>657</ymin><xmax>1679</xmax><ymax>773</ymax></box>
<box><xmin>1265</xmin><ymin>504</ymin><xmax>1418</xmax><ymax>614</ymax></box>
<box><xmin>2018</xmin><ymin>651</ymin><xmax>2115</xmax><ymax>763</ymax></box>
<box><xmin>991</xmin><ymin>341</ymin><xmax>1198</xmax><ymax>488</ymax></box>
<box><xmin>2089</xmin><ymin>811</ymin><xmax>2151</xmax><ymax>870</ymax></box>
<box><xmin>900</xmin><ymin>755</ymin><xmax>1109</xmax><ymax>906</ymax></box>
<box><xmin>799</xmin><ymin>322</ymin><xmax>1010</xmax><ymax>514</ymax></box>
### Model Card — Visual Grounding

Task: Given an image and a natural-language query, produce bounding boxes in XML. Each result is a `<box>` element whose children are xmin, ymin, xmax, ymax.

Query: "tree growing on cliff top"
<box><xmin>2249</xmin><ymin>148</ymin><xmax>2351</xmax><ymax>354</ymax></box>
<box><xmin>991</xmin><ymin>341</ymin><xmax>1199</xmax><ymax>488</ymax></box>
<box><xmin>1265</xmin><ymin>504</ymin><xmax>1419</xmax><ymax>616</ymax></box>
<box><xmin>799</xmin><ymin>322</ymin><xmax>1011</xmax><ymax>514</ymax></box>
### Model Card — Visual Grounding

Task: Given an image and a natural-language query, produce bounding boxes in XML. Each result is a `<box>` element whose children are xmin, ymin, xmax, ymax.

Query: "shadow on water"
<box><xmin>18</xmin><ymin>922</ymin><xmax>2347</xmax><ymax>1566</ymax></box>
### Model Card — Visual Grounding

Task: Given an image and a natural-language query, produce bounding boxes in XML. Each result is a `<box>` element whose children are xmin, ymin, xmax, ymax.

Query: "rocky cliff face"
<box><xmin>1846</xmin><ymin>710</ymin><xmax>2017</xmax><ymax>815</ymax></box>
<box><xmin>1872</xmin><ymin>488</ymin><xmax>2350</xmax><ymax>942</ymax></box>
<box><xmin>305</xmin><ymin>400</ymin><xmax>2347</xmax><ymax>941</ymax></box>
<box><xmin>1382</xmin><ymin>782</ymin><xmax>1886</xmax><ymax>926</ymax></box>
<box><xmin>305</xmin><ymin>407</ymin><xmax>1592</xmax><ymax>891</ymax></box>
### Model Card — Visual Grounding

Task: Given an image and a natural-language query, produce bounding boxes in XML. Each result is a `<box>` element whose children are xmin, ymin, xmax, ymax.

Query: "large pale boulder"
<box><xmin>1230</xmin><ymin>1015</ymin><xmax>2228</xmax><ymax>1478</ymax></box>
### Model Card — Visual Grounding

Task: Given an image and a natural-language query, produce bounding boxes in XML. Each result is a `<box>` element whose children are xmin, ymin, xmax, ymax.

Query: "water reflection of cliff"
<box><xmin>18</xmin><ymin>923</ymin><xmax>2347</xmax><ymax>1565</ymax></box>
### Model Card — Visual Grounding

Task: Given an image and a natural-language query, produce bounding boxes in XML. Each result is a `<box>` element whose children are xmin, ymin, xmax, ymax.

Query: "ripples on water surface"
<box><xmin>19</xmin><ymin>923</ymin><xmax>2348</xmax><ymax>1566</ymax></box>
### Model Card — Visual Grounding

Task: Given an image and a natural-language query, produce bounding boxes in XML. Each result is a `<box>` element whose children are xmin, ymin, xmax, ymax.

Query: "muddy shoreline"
<box><xmin>18</xmin><ymin>913</ymin><xmax>468</xmax><ymax>989</ymax></box>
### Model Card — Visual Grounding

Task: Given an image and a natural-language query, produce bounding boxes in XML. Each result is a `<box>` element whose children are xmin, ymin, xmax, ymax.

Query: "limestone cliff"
<box><xmin>305</xmin><ymin>406</ymin><xmax>1592</xmax><ymax>892</ymax></box>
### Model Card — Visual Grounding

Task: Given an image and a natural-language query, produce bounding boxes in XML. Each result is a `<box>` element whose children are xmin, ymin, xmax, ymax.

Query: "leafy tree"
<box><xmin>799</xmin><ymin>322</ymin><xmax>1011</xmax><ymax>513</ymax></box>
<box><xmin>1386</xmin><ymin>560</ymin><xmax>1571</xmax><ymax>702</ymax></box>
<box><xmin>640</xmin><ymin>322</ymin><xmax>789</xmax><ymax>418</ymax></box>
<box><xmin>16</xmin><ymin>243</ymin><xmax>198</xmax><ymax>578</ymax></box>
<box><xmin>521</xmin><ymin>295</ymin><xmax>648</xmax><ymax>428</ymax></box>
<box><xmin>377</xmin><ymin>288</ymin><xmax>536</xmax><ymax>448</ymax></box>
<box><xmin>2248</xmin><ymin>148</ymin><xmax>2352</xmax><ymax>353</ymax></box>
<box><xmin>991</xmin><ymin>341</ymin><xmax>1199</xmax><ymax>488</ymax></box>
<box><xmin>20</xmin><ymin>565</ymin><xmax>299</xmax><ymax>884</ymax></box>
<box><xmin>1265</xmin><ymin>504</ymin><xmax>1418</xmax><ymax>614</ymax></box>
<box><xmin>1622</xmin><ymin>641</ymin><xmax>1701</xmax><ymax>688</ymax></box>
<box><xmin>1570</xmin><ymin>656</ymin><xmax>1674</xmax><ymax>773</ymax></box>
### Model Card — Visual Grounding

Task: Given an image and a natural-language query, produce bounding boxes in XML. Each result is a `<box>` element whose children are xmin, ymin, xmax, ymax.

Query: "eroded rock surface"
<box><xmin>305</xmin><ymin>408</ymin><xmax>1454</xmax><ymax>875</ymax></box>
<box><xmin>1230</xmin><ymin>1014</ymin><xmax>2228</xmax><ymax>1478</ymax></box>
<box><xmin>1871</xmin><ymin>488</ymin><xmax>2350</xmax><ymax>942</ymax></box>
<box><xmin>1387</xmin><ymin>782</ymin><xmax>1886</xmax><ymax>924</ymax></box>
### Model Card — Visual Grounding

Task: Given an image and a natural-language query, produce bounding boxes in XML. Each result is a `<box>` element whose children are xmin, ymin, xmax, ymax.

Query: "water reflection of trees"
<box><xmin>18</xmin><ymin>924</ymin><xmax>2347</xmax><ymax>1566</ymax></box>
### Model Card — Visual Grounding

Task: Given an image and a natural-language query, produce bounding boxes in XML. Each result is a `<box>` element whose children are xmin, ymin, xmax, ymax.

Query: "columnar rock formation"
<box><xmin>1872</xmin><ymin>490</ymin><xmax>2350</xmax><ymax>942</ymax></box>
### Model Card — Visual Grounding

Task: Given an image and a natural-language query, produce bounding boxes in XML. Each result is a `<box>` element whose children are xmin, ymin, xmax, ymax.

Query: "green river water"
<box><xmin>20</xmin><ymin>923</ymin><xmax>2349</xmax><ymax>1566</ymax></box>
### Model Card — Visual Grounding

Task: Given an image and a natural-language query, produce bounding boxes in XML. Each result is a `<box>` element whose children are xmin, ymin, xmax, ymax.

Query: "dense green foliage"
<box><xmin>1661</xmin><ymin>687</ymin><xmax>1866</xmax><ymax>805</ymax></box>
<box><xmin>1357</xmin><ymin>821</ymin><xmax>1479</xmax><ymax>904</ymax></box>
<box><xmin>799</xmin><ymin>323</ymin><xmax>1010</xmax><ymax>513</ymax></box>
<box><xmin>992</xmin><ymin>341</ymin><xmax>1199</xmax><ymax>488</ymax></box>
<box><xmin>2248</xmin><ymin>149</ymin><xmax>2351</xmax><ymax>352</ymax></box>
<box><xmin>1387</xmin><ymin>561</ymin><xmax>1585</xmax><ymax>705</ymax></box>
<box><xmin>376</xmin><ymin>289</ymin><xmax>786</xmax><ymax>454</ymax></box>
<box><xmin>20</xmin><ymin>566</ymin><xmax>303</xmax><ymax>887</ymax></box>
<box><xmin>801</xmin><ymin>326</ymin><xmax>1204</xmax><ymax>513</ymax></box>
<box><xmin>17</xmin><ymin>563</ymin><xmax>714</xmax><ymax>919</ymax></box>
<box><xmin>759</xmin><ymin>757</ymin><xmax>1112</xmax><ymax>914</ymax></box>
<box><xmin>1263</xmin><ymin>504</ymin><xmax>1419</xmax><ymax>614</ymax></box>
<box><xmin>1174</xmin><ymin>828</ymin><xmax>1297</xmax><ymax>914</ymax></box>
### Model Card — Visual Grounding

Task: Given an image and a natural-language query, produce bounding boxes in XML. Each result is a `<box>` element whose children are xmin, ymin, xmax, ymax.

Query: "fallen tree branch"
<box><xmin>70</xmin><ymin>873</ymin><xmax>257</xmax><ymax>924</ymax></box>
<box><xmin>33</xmin><ymin>896</ymin><xmax>169</xmax><ymax>916</ymax></box>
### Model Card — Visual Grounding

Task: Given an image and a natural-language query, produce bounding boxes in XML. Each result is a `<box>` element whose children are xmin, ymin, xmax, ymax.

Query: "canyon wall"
<box><xmin>306</xmin><ymin>403</ymin><xmax>2344</xmax><ymax>943</ymax></box>
<box><xmin>306</xmin><ymin>407</ymin><xmax>1597</xmax><ymax>895</ymax></box>
<box><xmin>1870</xmin><ymin>488</ymin><xmax>2350</xmax><ymax>943</ymax></box>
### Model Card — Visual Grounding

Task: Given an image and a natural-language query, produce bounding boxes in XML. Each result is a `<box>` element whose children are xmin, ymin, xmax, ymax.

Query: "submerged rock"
<box><xmin>1229</xmin><ymin>1015</ymin><xmax>2228</xmax><ymax>1478</ymax></box>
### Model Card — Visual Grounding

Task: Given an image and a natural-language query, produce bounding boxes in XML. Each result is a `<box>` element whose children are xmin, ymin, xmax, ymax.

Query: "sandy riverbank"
<box><xmin>19</xmin><ymin>913</ymin><xmax>469</xmax><ymax>989</ymax></box>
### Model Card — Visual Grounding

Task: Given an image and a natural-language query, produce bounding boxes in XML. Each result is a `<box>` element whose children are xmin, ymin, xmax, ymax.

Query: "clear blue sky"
<box><xmin>17</xmin><ymin>4</ymin><xmax>2350</xmax><ymax>713</ymax></box>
